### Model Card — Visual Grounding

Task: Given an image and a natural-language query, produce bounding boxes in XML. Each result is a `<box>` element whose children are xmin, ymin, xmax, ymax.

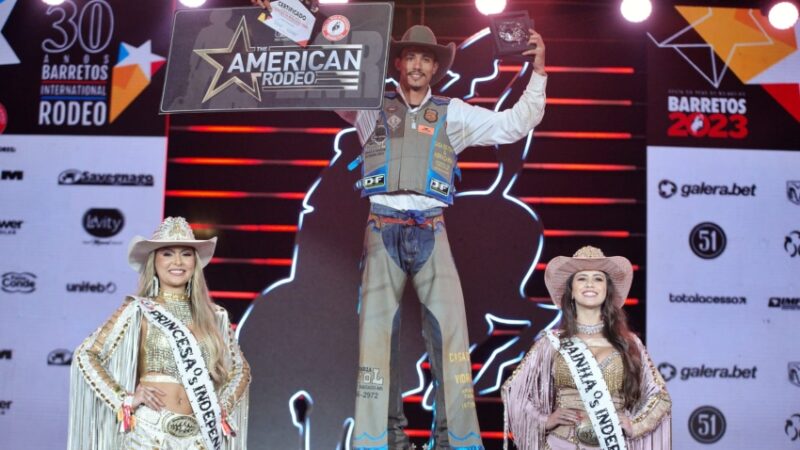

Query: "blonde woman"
<box><xmin>68</xmin><ymin>217</ymin><xmax>250</xmax><ymax>450</ymax></box>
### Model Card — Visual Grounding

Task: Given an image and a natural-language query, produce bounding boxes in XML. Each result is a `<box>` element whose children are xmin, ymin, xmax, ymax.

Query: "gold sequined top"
<box><xmin>138</xmin><ymin>296</ymin><xmax>213</xmax><ymax>383</ymax></box>
<box><xmin>554</xmin><ymin>350</ymin><xmax>624</xmax><ymax>394</ymax></box>
<box><xmin>74</xmin><ymin>295</ymin><xmax>251</xmax><ymax>416</ymax></box>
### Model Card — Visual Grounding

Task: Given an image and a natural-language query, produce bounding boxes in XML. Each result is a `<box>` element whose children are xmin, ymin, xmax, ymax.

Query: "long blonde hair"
<box><xmin>137</xmin><ymin>250</ymin><xmax>229</xmax><ymax>384</ymax></box>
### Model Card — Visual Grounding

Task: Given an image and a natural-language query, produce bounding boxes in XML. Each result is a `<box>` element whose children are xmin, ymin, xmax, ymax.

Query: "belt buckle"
<box><xmin>162</xmin><ymin>414</ymin><xmax>200</xmax><ymax>438</ymax></box>
<box><xmin>576</xmin><ymin>421</ymin><xmax>600</xmax><ymax>446</ymax></box>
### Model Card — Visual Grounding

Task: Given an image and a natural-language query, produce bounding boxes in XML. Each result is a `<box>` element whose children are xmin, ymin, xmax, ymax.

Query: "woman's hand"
<box><xmin>620</xmin><ymin>413</ymin><xmax>633</xmax><ymax>436</ymax></box>
<box><xmin>545</xmin><ymin>408</ymin><xmax>582</xmax><ymax>430</ymax></box>
<box><xmin>132</xmin><ymin>384</ymin><xmax>167</xmax><ymax>411</ymax></box>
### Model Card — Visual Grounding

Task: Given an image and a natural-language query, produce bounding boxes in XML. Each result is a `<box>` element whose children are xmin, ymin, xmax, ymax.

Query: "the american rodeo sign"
<box><xmin>160</xmin><ymin>4</ymin><xmax>393</xmax><ymax>113</ymax></box>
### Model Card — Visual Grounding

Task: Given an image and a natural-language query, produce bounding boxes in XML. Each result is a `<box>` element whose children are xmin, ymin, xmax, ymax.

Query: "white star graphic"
<box><xmin>647</xmin><ymin>8</ymin><xmax>774</xmax><ymax>88</ymax></box>
<box><xmin>0</xmin><ymin>0</ymin><xmax>20</xmax><ymax>66</ymax></box>
<box><xmin>116</xmin><ymin>40</ymin><xmax>165</xmax><ymax>81</ymax></box>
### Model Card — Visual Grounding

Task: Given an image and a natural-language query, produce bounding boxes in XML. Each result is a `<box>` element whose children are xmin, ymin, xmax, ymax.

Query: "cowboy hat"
<box><xmin>127</xmin><ymin>216</ymin><xmax>217</xmax><ymax>272</ymax></box>
<box><xmin>388</xmin><ymin>25</ymin><xmax>456</xmax><ymax>86</ymax></box>
<box><xmin>544</xmin><ymin>246</ymin><xmax>633</xmax><ymax>309</ymax></box>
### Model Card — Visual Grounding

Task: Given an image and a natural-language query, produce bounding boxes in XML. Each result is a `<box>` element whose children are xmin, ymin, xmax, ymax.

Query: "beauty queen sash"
<box><xmin>546</xmin><ymin>331</ymin><xmax>627</xmax><ymax>450</ymax></box>
<box><xmin>136</xmin><ymin>297</ymin><xmax>224</xmax><ymax>450</ymax></box>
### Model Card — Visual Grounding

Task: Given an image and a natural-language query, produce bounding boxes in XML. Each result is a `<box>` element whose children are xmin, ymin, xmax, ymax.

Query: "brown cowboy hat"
<box><xmin>544</xmin><ymin>246</ymin><xmax>633</xmax><ymax>309</ymax></box>
<box><xmin>388</xmin><ymin>25</ymin><xmax>456</xmax><ymax>86</ymax></box>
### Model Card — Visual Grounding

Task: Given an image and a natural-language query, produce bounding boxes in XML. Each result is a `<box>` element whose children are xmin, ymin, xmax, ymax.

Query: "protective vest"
<box><xmin>354</xmin><ymin>93</ymin><xmax>459</xmax><ymax>204</ymax></box>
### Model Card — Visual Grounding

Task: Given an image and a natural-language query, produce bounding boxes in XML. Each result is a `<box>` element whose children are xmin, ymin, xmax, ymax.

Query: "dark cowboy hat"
<box><xmin>388</xmin><ymin>25</ymin><xmax>456</xmax><ymax>86</ymax></box>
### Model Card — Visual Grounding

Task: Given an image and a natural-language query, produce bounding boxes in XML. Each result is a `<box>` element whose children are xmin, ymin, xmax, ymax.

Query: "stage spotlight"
<box><xmin>475</xmin><ymin>0</ymin><xmax>506</xmax><ymax>16</ymax></box>
<box><xmin>767</xmin><ymin>1</ymin><xmax>799</xmax><ymax>30</ymax></box>
<box><xmin>42</xmin><ymin>0</ymin><xmax>66</xmax><ymax>5</ymax></box>
<box><xmin>179</xmin><ymin>0</ymin><xmax>206</xmax><ymax>7</ymax></box>
<box><xmin>620</xmin><ymin>0</ymin><xmax>652</xmax><ymax>23</ymax></box>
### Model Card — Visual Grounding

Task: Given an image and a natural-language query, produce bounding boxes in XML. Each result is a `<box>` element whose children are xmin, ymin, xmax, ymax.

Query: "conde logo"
<box><xmin>1</xmin><ymin>272</ymin><xmax>36</xmax><ymax>294</ymax></box>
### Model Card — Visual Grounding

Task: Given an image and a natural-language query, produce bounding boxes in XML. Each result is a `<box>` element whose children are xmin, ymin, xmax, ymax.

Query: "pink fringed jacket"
<box><xmin>502</xmin><ymin>330</ymin><xmax>672</xmax><ymax>450</ymax></box>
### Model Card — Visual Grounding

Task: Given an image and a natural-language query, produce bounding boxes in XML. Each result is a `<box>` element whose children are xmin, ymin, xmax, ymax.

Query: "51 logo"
<box><xmin>668</xmin><ymin>112</ymin><xmax>748</xmax><ymax>139</ymax></box>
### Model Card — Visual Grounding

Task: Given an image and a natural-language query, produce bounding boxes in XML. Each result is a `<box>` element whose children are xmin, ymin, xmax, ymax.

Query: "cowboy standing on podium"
<box><xmin>252</xmin><ymin>0</ymin><xmax>546</xmax><ymax>445</ymax></box>
<box><xmin>337</xmin><ymin>24</ymin><xmax>547</xmax><ymax>450</ymax></box>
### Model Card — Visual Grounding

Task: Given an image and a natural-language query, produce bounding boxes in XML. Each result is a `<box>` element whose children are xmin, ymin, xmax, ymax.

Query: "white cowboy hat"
<box><xmin>127</xmin><ymin>216</ymin><xmax>217</xmax><ymax>272</ymax></box>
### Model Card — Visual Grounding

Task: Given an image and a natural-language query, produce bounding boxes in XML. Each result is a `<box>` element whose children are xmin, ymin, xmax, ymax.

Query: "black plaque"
<box><xmin>160</xmin><ymin>4</ymin><xmax>393</xmax><ymax>113</ymax></box>
<box><xmin>489</xmin><ymin>11</ymin><xmax>535</xmax><ymax>60</ymax></box>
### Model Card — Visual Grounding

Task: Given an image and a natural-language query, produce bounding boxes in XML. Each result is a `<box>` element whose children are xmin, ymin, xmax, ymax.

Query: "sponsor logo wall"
<box><xmin>647</xmin><ymin>7</ymin><xmax>799</xmax><ymax>449</ymax></box>
<box><xmin>0</xmin><ymin>1</ymin><xmax>169</xmax><ymax>448</ymax></box>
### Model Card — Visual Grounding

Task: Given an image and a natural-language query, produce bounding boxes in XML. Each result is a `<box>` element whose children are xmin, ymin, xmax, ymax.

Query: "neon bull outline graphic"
<box><xmin>238</xmin><ymin>28</ymin><xmax>556</xmax><ymax>449</ymax></box>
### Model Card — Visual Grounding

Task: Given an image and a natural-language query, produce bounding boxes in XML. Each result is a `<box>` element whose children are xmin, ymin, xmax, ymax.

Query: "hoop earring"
<box><xmin>150</xmin><ymin>276</ymin><xmax>159</xmax><ymax>297</ymax></box>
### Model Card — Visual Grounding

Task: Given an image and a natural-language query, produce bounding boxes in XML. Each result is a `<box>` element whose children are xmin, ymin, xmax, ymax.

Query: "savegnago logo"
<box><xmin>66</xmin><ymin>281</ymin><xmax>117</xmax><ymax>294</ymax></box>
<box><xmin>669</xmin><ymin>292</ymin><xmax>746</xmax><ymax>305</ymax></box>
<box><xmin>658</xmin><ymin>362</ymin><xmax>757</xmax><ymax>382</ymax></box>
<box><xmin>0</xmin><ymin>220</ymin><xmax>23</xmax><ymax>235</ymax></box>
<box><xmin>58</xmin><ymin>169</ymin><xmax>154</xmax><ymax>186</ymax></box>
<box><xmin>658</xmin><ymin>179</ymin><xmax>756</xmax><ymax>199</ymax></box>
<box><xmin>1</xmin><ymin>272</ymin><xmax>36</xmax><ymax>293</ymax></box>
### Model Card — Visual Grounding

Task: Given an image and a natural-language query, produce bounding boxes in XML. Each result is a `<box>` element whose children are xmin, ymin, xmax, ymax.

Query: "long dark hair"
<box><xmin>559</xmin><ymin>272</ymin><xmax>642</xmax><ymax>409</ymax></box>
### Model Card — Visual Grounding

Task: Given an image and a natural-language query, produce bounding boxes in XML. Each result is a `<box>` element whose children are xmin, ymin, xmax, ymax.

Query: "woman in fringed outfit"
<box><xmin>502</xmin><ymin>246</ymin><xmax>671</xmax><ymax>450</ymax></box>
<box><xmin>68</xmin><ymin>217</ymin><xmax>250</xmax><ymax>449</ymax></box>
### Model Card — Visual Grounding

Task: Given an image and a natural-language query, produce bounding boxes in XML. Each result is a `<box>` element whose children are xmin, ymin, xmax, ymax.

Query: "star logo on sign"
<box><xmin>194</xmin><ymin>16</ymin><xmax>262</xmax><ymax>103</ymax></box>
<box><xmin>647</xmin><ymin>8</ymin><xmax>774</xmax><ymax>88</ymax></box>
<box><xmin>116</xmin><ymin>40</ymin><xmax>165</xmax><ymax>80</ymax></box>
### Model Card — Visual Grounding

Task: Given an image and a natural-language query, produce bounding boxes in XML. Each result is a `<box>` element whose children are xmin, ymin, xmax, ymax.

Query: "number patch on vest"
<box><xmin>430</xmin><ymin>179</ymin><xmax>450</xmax><ymax>196</ymax></box>
<box><xmin>363</xmin><ymin>174</ymin><xmax>386</xmax><ymax>189</ymax></box>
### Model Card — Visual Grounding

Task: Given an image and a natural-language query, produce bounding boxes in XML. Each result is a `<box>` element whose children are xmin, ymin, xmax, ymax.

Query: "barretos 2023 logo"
<box><xmin>649</xmin><ymin>7</ymin><xmax>800</xmax><ymax>139</ymax></box>
<box><xmin>37</xmin><ymin>0</ymin><xmax>165</xmax><ymax>127</ymax></box>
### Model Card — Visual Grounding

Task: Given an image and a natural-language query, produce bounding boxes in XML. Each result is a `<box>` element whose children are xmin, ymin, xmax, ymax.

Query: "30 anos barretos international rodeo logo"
<box><xmin>38</xmin><ymin>0</ymin><xmax>165</xmax><ymax>127</ymax></box>
<box><xmin>648</xmin><ymin>7</ymin><xmax>800</xmax><ymax>139</ymax></box>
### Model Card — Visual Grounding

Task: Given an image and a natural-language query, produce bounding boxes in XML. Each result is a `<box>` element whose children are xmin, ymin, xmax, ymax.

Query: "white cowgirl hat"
<box><xmin>388</xmin><ymin>25</ymin><xmax>456</xmax><ymax>86</ymax></box>
<box><xmin>127</xmin><ymin>217</ymin><xmax>217</xmax><ymax>272</ymax></box>
<box><xmin>544</xmin><ymin>246</ymin><xmax>633</xmax><ymax>309</ymax></box>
